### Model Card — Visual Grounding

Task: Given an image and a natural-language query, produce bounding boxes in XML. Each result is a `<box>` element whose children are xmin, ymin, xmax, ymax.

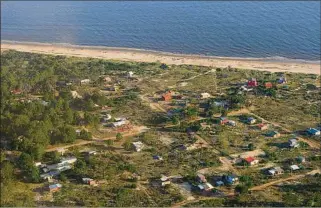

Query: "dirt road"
<box><xmin>249</xmin><ymin>168</ymin><xmax>320</xmax><ymax>191</ymax></box>
<box><xmin>45</xmin><ymin>126</ymin><xmax>145</xmax><ymax>152</ymax></box>
<box><xmin>139</xmin><ymin>94</ymin><xmax>167</xmax><ymax>112</ymax></box>
<box><xmin>219</xmin><ymin>157</ymin><xmax>239</xmax><ymax>174</ymax></box>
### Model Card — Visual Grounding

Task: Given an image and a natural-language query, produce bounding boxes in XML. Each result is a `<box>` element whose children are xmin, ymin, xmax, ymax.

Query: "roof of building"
<box><xmin>49</xmin><ymin>183</ymin><xmax>62</xmax><ymax>189</ymax></box>
<box><xmin>307</xmin><ymin>128</ymin><xmax>320</xmax><ymax>134</ymax></box>
<box><xmin>290</xmin><ymin>165</ymin><xmax>300</xmax><ymax>170</ymax></box>
<box><xmin>244</xmin><ymin>157</ymin><xmax>256</xmax><ymax>163</ymax></box>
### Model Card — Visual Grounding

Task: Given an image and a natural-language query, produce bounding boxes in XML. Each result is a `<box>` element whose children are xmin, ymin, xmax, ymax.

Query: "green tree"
<box><xmin>248</xmin><ymin>143</ymin><xmax>254</xmax><ymax>151</ymax></box>
<box><xmin>171</xmin><ymin>116</ymin><xmax>180</xmax><ymax>125</ymax></box>
<box><xmin>0</xmin><ymin>161</ymin><xmax>14</xmax><ymax>185</ymax></box>
<box><xmin>235</xmin><ymin>184</ymin><xmax>249</xmax><ymax>194</ymax></box>
<box><xmin>116</xmin><ymin>133</ymin><xmax>123</xmax><ymax>141</ymax></box>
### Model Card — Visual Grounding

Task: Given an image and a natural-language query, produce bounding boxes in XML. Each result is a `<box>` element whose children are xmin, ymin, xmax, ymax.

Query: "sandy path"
<box><xmin>2</xmin><ymin>41</ymin><xmax>320</xmax><ymax>75</ymax></box>
<box><xmin>249</xmin><ymin>168</ymin><xmax>320</xmax><ymax>191</ymax></box>
<box><xmin>45</xmin><ymin>126</ymin><xmax>145</xmax><ymax>152</ymax></box>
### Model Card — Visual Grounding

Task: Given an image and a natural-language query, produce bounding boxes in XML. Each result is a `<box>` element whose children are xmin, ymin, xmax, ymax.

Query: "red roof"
<box><xmin>257</xmin><ymin>123</ymin><xmax>267</xmax><ymax>128</ymax></box>
<box><xmin>162</xmin><ymin>91</ymin><xmax>172</xmax><ymax>101</ymax></box>
<box><xmin>244</xmin><ymin>157</ymin><xmax>256</xmax><ymax>163</ymax></box>
<box><xmin>11</xmin><ymin>89</ymin><xmax>22</xmax><ymax>95</ymax></box>
<box><xmin>265</xmin><ymin>82</ymin><xmax>273</xmax><ymax>88</ymax></box>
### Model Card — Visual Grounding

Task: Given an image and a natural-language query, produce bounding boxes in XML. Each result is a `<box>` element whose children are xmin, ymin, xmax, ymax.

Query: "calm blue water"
<box><xmin>1</xmin><ymin>1</ymin><xmax>320</xmax><ymax>60</ymax></box>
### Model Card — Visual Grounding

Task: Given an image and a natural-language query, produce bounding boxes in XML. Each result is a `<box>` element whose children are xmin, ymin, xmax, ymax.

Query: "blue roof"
<box><xmin>307</xmin><ymin>128</ymin><xmax>320</xmax><ymax>134</ymax></box>
<box><xmin>49</xmin><ymin>183</ymin><xmax>62</xmax><ymax>189</ymax></box>
<box><xmin>215</xmin><ymin>181</ymin><xmax>224</xmax><ymax>186</ymax></box>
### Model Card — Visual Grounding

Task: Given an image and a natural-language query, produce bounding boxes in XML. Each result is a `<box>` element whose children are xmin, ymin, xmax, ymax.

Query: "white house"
<box><xmin>127</xmin><ymin>71</ymin><xmax>134</xmax><ymax>78</ymax></box>
<box><xmin>80</xmin><ymin>79</ymin><xmax>91</xmax><ymax>84</ymax></box>
<box><xmin>132</xmin><ymin>141</ymin><xmax>144</xmax><ymax>152</ymax></box>
<box><xmin>200</xmin><ymin>93</ymin><xmax>211</xmax><ymax>99</ymax></box>
<box><xmin>71</xmin><ymin>91</ymin><xmax>83</xmax><ymax>99</ymax></box>
<box><xmin>290</xmin><ymin>165</ymin><xmax>300</xmax><ymax>171</ymax></box>
<box><xmin>112</xmin><ymin>120</ymin><xmax>126</xmax><ymax>127</ymax></box>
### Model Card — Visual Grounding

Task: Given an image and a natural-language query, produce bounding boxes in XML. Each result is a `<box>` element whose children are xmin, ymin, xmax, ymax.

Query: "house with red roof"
<box><xmin>11</xmin><ymin>89</ymin><xmax>22</xmax><ymax>95</ymax></box>
<box><xmin>265</xmin><ymin>82</ymin><xmax>273</xmax><ymax>89</ymax></box>
<box><xmin>247</xmin><ymin>78</ymin><xmax>258</xmax><ymax>87</ymax></box>
<box><xmin>257</xmin><ymin>123</ymin><xmax>268</xmax><ymax>131</ymax></box>
<box><xmin>244</xmin><ymin>157</ymin><xmax>259</xmax><ymax>166</ymax></box>
<box><xmin>161</xmin><ymin>91</ymin><xmax>172</xmax><ymax>101</ymax></box>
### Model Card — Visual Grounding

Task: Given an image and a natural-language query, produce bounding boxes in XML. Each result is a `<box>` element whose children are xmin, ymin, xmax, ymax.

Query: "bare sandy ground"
<box><xmin>1</xmin><ymin>41</ymin><xmax>320</xmax><ymax>75</ymax></box>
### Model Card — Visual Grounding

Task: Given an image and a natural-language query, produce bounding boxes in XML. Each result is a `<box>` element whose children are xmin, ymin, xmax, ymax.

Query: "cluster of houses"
<box><xmin>238</xmin><ymin>76</ymin><xmax>287</xmax><ymax>93</ymax></box>
<box><xmin>99</xmin><ymin>110</ymin><xmax>129</xmax><ymax>128</ymax></box>
<box><xmin>39</xmin><ymin>157</ymin><xmax>77</xmax><ymax>181</ymax></box>
<box><xmin>267</xmin><ymin>163</ymin><xmax>302</xmax><ymax>176</ymax></box>
<box><xmin>219</xmin><ymin>117</ymin><xmax>236</xmax><ymax>126</ymax></box>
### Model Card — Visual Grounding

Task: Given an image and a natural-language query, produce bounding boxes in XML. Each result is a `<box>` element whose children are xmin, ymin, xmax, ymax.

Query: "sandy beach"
<box><xmin>1</xmin><ymin>41</ymin><xmax>320</xmax><ymax>75</ymax></box>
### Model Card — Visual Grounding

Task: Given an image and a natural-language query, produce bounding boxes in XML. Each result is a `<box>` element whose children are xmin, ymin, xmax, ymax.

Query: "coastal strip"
<box><xmin>1</xmin><ymin>41</ymin><xmax>320</xmax><ymax>75</ymax></box>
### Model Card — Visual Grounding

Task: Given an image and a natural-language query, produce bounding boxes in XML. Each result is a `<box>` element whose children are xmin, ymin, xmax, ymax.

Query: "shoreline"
<box><xmin>1</xmin><ymin>40</ymin><xmax>320</xmax><ymax>75</ymax></box>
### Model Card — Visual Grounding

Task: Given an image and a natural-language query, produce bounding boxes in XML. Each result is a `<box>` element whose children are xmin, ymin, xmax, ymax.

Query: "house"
<box><xmin>213</xmin><ymin>101</ymin><xmax>227</xmax><ymax>107</ymax></box>
<box><xmin>61</xmin><ymin>157</ymin><xmax>77</xmax><ymax>165</ymax></box>
<box><xmin>219</xmin><ymin>117</ymin><xmax>229</xmax><ymax>125</ymax></box>
<box><xmin>48</xmin><ymin>183</ymin><xmax>62</xmax><ymax>192</ymax></box>
<box><xmin>82</xmin><ymin>178</ymin><xmax>97</xmax><ymax>185</ymax></box>
<box><xmin>200</xmin><ymin>93</ymin><xmax>211</xmax><ymax>99</ymax></box>
<box><xmin>71</xmin><ymin>91</ymin><xmax>82</xmax><ymax>99</ymax></box>
<box><xmin>257</xmin><ymin>123</ymin><xmax>268</xmax><ymax>130</ymax></box>
<box><xmin>247</xmin><ymin>78</ymin><xmax>258</xmax><ymax>87</ymax></box>
<box><xmin>240</xmin><ymin>86</ymin><xmax>253</xmax><ymax>92</ymax></box>
<box><xmin>112</xmin><ymin>120</ymin><xmax>126</xmax><ymax>127</ymax></box>
<box><xmin>160</xmin><ymin>175</ymin><xmax>171</xmax><ymax>186</ymax></box>
<box><xmin>288</xmin><ymin>139</ymin><xmax>299</xmax><ymax>148</ymax></box>
<box><xmin>56</xmin><ymin>148</ymin><xmax>66</xmax><ymax>155</ymax></box>
<box><xmin>132</xmin><ymin>141</ymin><xmax>144</xmax><ymax>152</ymax></box>
<box><xmin>247</xmin><ymin>117</ymin><xmax>256</xmax><ymax>124</ymax></box>
<box><xmin>267</xmin><ymin>131</ymin><xmax>280</xmax><ymax>138</ymax></box>
<box><xmin>265</xmin><ymin>82</ymin><xmax>273</xmax><ymax>89</ymax></box>
<box><xmin>153</xmin><ymin>155</ymin><xmax>163</xmax><ymax>161</ymax></box>
<box><xmin>197</xmin><ymin>173</ymin><xmax>207</xmax><ymax>183</ymax></box>
<box><xmin>307</xmin><ymin>128</ymin><xmax>320</xmax><ymax>136</ymax></box>
<box><xmin>101</xmin><ymin>76</ymin><xmax>112</xmax><ymax>82</ymax></box>
<box><xmin>75</xmin><ymin>129</ymin><xmax>81</xmax><ymax>136</ymax></box>
<box><xmin>35</xmin><ymin>162</ymin><xmax>42</xmax><ymax>167</ymax></box>
<box><xmin>169</xmin><ymin>175</ymin><xmax>184</xmax><ymax>183</ymax></box>
<box><xmin>278</xmin><ymin>76</ymin><xmax>287</xmax><ymax>84</ymax></box>
<box><xmin>103</xmin><ymin>114</ymin><xmax>112</xmax><ymax>120</ymax></box>
<box><xmin>222</xmin><ymin>175</ymin><xmax>239</xmax><ymax>185</ymax></box>
<box><xmin>87</xmin><ymin>150</ymin><xmax>97</xmax><ymax>155</ymax></box>
<box><xmin>40</xmin><ymin>100</ymin><xmax>49</xmax><ymax>106</ymax></box>
<box><xmin>244</xmin><ymin>157</ymin><xmax>259</xmax><ymax>166</ymax></box>
<box><xmin>227</xmin><ymin>120</ymin><xmax>236</xmax><ymax>127</ymax></box>
<box><xmin>215</xmin><ymin>181</ymin><xmax>224</xmax><ymax>187</ymax></box>
<box><xmin>80</xmin><ymin>79</ymin><xmax>91</xmax><ymax>84</ymax></box>
<box><xmin>268</xmin><ymin>167</ymin><xmax>284</xmax><ymax>176</ymax></box>
<box><xmin>198</xmin><ymin>182</ymin><xmax>214</xmax><ymax>191</ymax></box>
<box><xmin>11</xmin><ymin>89</ymin><xmax>22</xmax><ymax>95</ymax></box>
<box><xmin>290</xmin><ymin>165</ymin><xmax>300</xmax><ymax>171</ymax></box>
<box><xmin>40</xmin><ymin>173</ymin><xmax>53</xmax><ymax>181</ymax></box>
<box><xmin>127</xmin><ymin>71</ymin><xmax>134</xmax><ymax>78</ymax></box>
<box><xmin>161</xmin><ymin>91</ymin><xmax>172</xmax><ymax>101</ymax></box>
<box><xmin>56</xmin><ymin>81</ymin><xmax>66</xmax><ymax>86</ymax></box>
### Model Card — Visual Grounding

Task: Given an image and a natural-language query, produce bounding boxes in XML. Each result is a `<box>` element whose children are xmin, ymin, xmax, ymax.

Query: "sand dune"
<box><xmin>1</xmin><ymin>41</ymin><xmax>320</xmax><ymax>75</ymax></box>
